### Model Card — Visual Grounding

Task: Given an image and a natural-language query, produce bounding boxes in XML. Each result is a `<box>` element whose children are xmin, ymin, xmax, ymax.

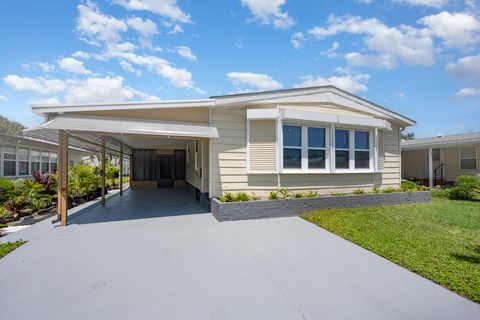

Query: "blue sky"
<box><xmin>0</xmin><ymin>0</ymin><xmax>478</xmax><ymax>137</ymax></box>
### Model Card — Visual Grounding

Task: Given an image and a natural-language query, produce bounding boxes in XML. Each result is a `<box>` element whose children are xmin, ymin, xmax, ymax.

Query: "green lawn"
<box><xmin>0</xmin><ymin>240</ymin><xmax>26</xmax><ymax>259</ymax></box>
<box><xmin>301</xmin><ymin>198</ymin><xmax>480</xmax><ymax>303</ymax></box>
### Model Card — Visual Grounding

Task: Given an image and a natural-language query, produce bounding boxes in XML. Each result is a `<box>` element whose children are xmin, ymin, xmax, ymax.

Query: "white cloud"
<box><xmin>309</xmin><ymin>15</ymin><xmax>434</xmax><ymax>68</ymax></box>
<box><xmin>112</xmin><ymin>0</ymin><xmax>191</xmax><ymax>23</ymax></box>
<box><xmin>119</xmin><ymin>61</ymin><xmax>142</xmax><ymax>77</ymax></box>
<box><xmin>58</xmin><ymin>57</ymin><xmax>91</xmax><ymax>75</ymax></box>
<box><xmin>175</xmin><ymin>46</ymin><xmax>197</xmax><ymax>61</ymax></box>
<box><xmin>240</xmin><ymin>0</ymin><xmax>295</xmax><ymax>29</ymax></box>
<box><xmin>394</xmin><ymin>0</ymin><xmax>449</xmax><ymax>8</ymax></box>
<box><xmin>418</xmin><ymin>11</ymin><xmax>480</xmax><ymax>49</ymax></box>
<box><xmin>127</xmin><ymin>16</ymin><xmax>158</xmax><ymax>37</ymax></box>
<box><xmin>76</xmin><ymin>1</ymin><xmax>127</xmax><ymax>44</ymax></box>
<box><xmin>357</xmin><ymin>0</ymin><xmax>373</xmax><ymax>3</ymax></box>
<box><xmin>227</xmin><ymin>72</ymin><xmax>283</xmax><ymax>91</ymax></box>
<box><xmin>3</xmin><ymin>74</ymin><xmax>157</xmax><ymax>103</ymax></box>
<box><xmin>0</xmin><ymin>95</ymin><xmax>8</xmax><ymax>102</ymax></box>
<box><xmin>320</xmin><ymin>42</ymin><xmax>340</xmax><ymax>58</ymax></box>
<box><xmin>452</xmin><ymin>87</ymin><xmax>480</xmax><ymax>98</ymax></box>
<box><xmin>446</xmin><ymin>55</ymin><xmax>480</xmax><ymax>83</ymax></box>
<box><xmin>295</xmin><ymin>73</ymin><xmax>370</xmax><ymax>93</ymax></box>
<box><xmin>290</xmin><ymin>32</ymin><xmax>305</xmax><ymax>49</ymax></box>
<box><xmin>345</xmin><ymin>52</ymin><xmax>398</xmax><ymax>69</ymax></box>
<box><xmin>21</xmin><ymin>62</ymin><xmax>56</xmax><ymax>72</ymax></box>
<box><xmin>72</xmin><ymin>51</ymin><xmax>91</xmax><ymax>59</ymax></box>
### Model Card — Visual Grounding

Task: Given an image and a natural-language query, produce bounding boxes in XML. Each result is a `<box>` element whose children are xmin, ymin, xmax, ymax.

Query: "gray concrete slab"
<box><xmin>0</xmin><ymin>188</ymin><xmax>478</xmax><ymax>320</ymax></box>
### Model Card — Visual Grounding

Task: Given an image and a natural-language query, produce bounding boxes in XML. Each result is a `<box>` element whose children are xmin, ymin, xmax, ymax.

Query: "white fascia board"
<box><xmin>401</xmin><ymin>140</ymin><xmax>480</xmax><ymax>150</ymax></box>
<box><xmin>280</xmin><ymin>109</ymin><xmax>391</xmax><ymax>129</ymax></box>
<box><xmin>31</xmin><ymin>99</ymin><xmax>216</xmax><ymax>116</ymax></box>
<box><xmin>246</xmin><ymin>108</ymin><xmax>279</xmax><ymax>119</ymax></box>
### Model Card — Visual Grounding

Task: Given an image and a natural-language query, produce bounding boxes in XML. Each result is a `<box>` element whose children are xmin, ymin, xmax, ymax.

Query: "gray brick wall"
<box><xmin>211</xmin><ymin>191</ymin><xmax>431</xmax><ymax>221</ymax></box>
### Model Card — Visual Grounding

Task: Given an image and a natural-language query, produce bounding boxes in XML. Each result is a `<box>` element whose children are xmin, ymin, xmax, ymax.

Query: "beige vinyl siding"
<box><xmin>380</xmin><ymin>127</ymin><xmax>401</xmax><ymax>187</ymax></box>
<box><xmin>443</xmin><ymin>145</ymin><xmax>480</xmax><ymax>181</ymax></box>
<box><xmin>249</xmin><ymin>120</ymin><xmax>277</xmax><ymax>172</ymax></box>
<box><xmin>211</xmin><ymin>106</ymin><xmax>403</xmax><ymax>198</ymax></box>
<box><xmin>401</xmin><ymin>149</ymin><xmax>427</xmax><ymax>179</ymax></box>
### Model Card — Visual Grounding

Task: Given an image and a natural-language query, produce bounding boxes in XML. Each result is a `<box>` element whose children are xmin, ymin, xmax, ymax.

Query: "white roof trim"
<box><xmin>32</xmin><ymin>99</ymin><xmax>215</xmax><ymax>115</ymax></box>
<box><xmin>25</xmin><ymin>115</ymin><xmax>219</xmax><ymax>139</ymax></box>
<box><xmin>247</xmin><ymin>108</ymin><xmax>391</xmax><ymax>130</ymax></box>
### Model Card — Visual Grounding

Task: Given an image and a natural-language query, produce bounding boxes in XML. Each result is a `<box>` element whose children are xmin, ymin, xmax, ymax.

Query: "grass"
<box><xmin>301</xmin><ymin>198</ymin><xmax>480</xmax><ymax>303</ymax></box>
<box><xmin>0</xmin><ymin>240</ymin><xmax>26</xmax><ymax>259</ymax></box>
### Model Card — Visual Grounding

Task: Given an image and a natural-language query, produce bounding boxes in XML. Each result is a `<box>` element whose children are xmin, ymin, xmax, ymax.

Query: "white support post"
<box><xmin>119</xmin><ymin>144</ymin><xmax>123</xmax><ymax>196</ymax></box>
<box><xmin>428</xmin><ymin>148</ymin><xmax>433</xmax><ymax>188</ymax></box>
<box><xmin>101</xmin><ymin>136</ymin><xmax>106</xmax><ymax>206</ymax></box>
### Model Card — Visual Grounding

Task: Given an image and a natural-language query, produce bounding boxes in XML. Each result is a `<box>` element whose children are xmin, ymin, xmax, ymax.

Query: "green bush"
<box><xmin>382</xmin><ymin>187</ymin><xmax>398</xmax><ymax>193</ymax></box>
<box><xmin>353</xmin><ymin>189</ymin><xmax>365</xmax><ymax>194</ymax></box>
<box><xmin>304</xmin><ymin>190</ymin><xmax>318</xmax><ymax>198</ymax></box>
<box><xmin>293</xmin><ymin>192</ymin><xmax>304</xmax><ymax>198</ymax></box>
<box><xmin>330</xmin><ymin>191</ymin><xmax>347</xmax><ymax>196</ymax></box>
<box><xmin>448</xmin><ymin>175</ymin><xmax>480</xmax><ymax>201</ymax></box>
<box><xmin>234</xmin><ymin>192</ymin><xmax>250</xmax><ymax>202</ymax></box>
<box><xmin>268</xmin><ymin>191</ymin><xmax>279</xmax><ymax>200</ymax></box>
<box><xmin>250</xmin><ymin>192</ymin><xmax>260</xmax><ymax>200</ymax></box>
<box><xmin>219</xmin><ymin>192</ymin><xmax>235</xmax><ymax>202</ymax></box>
<box><xmin>401</xmin><ymin>180</ymin><xmax>419</xmax><ymax>192</ymax></box>
<box><xmin>277</xmin><ymin>188</ymin><xmax>289</xmax><ymax>199</ymax></box>
<box><xmin>431</xmin><ymin>187</ymin><xmax>451</xmax><ymax>199</ymax></box>
<box><xmin>371</xmin><ymin>186</ymin><xmax>381</xmax><ymax>194</ymax></box>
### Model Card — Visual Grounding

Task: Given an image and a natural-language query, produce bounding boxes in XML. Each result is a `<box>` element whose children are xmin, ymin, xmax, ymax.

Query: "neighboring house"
<box><xmin>0</xmin><ymin>133</ymin><xmax>86</xmax><ymax>179</ymax></box>
<box><xmin>402</xmin><ymin>132</ymin><xmax>480</xmax><ymax>186</ymax></box>
<box><xmin>26</xmin><ymin>86</ymin><xmax>414</xmax><ymax>201</ymax></box>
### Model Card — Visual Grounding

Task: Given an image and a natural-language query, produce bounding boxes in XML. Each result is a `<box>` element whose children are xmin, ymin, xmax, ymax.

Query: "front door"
<box><xmin>157</xmin><ymin>155</ymin><xmax>174</xmax><ymax>188</ymax></box>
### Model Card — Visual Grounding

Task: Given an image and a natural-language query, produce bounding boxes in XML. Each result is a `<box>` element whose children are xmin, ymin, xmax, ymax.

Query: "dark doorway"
<box><xmin>174</xmin><ymin>150</ymin><xmax>186</xmax><ymax>180</ymax></box>
<box><xmin>157</xmin><ymin>155</ymin><xmax>174</xmax><ymax>188</ymax></box>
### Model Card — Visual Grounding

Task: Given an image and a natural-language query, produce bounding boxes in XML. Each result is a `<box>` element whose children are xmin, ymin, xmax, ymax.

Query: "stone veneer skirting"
<box><xmin>211</xmin><ymin>191</ymin><xmax>431</xmax><ymax>221</ymax></box>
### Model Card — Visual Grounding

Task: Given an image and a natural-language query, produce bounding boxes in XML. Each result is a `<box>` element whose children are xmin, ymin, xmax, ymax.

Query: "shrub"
<box><xmin>331</xmin><ymin>191</ymin><xmax>347</xmax><ymax>196</ymax></box>
<box><xmin>371</xmin><ymin>186</ymin><xmax>381</xmax><ymax>194</ymax></box>
<box><xmin>250</xmin><ymin>192</ymin><xmax>260</xmax><ymax>200</ymax></box>
<box><xmin>382</xmin><ymin>187</ymin><xmax>398</xmax><ymax>193</ymax></box>
<box><xmin>353</xmin><ymin>189</ymin><xmax>365</xmax><ymax>194</ymax></box>
<box><xmin>219</xmin><ymin>192</ymin><xmax>235</xmax><ymax>202</ymax></box>
<box><xmin>448</xmin><ymin>175</ymin><xmax>480</xmax><ymax>201</ymax></box>
<box><xmin>401</xmin><ymin>180</ymin><xmax>419</xmax><ymax>192</ymax></box>
<box><xmin>234</xmin><ymin>192</ymin><xmax>250</xmax><ymax>202</ymax></box>
<box><xmin>268</xmin><ymin>191</ymin><xmax>279</xmax><ymax>200</ymax></box>
<box><xmin>431</xmin><ymin>187</ymin><xmax>451</xmax><ymax>199</ymax></box>
<box><xmin>293</xmin><ymin>193</ymin><xmax>304</xmax><ymax>198</ymax></box>
<box><xmin>304</xmin><ymin>190</ymin><xmax>318</xmax><ymax>198</ymax></box>
<box><xmin>277</xmin><ymin>188</ymin><xmax>289</xmax><ymax>199</ymax></box>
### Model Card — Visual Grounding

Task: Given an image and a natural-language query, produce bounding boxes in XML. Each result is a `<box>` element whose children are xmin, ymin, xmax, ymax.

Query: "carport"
<box><xmin>25</xmin><ymin>113</ymin><xmax>218</xmax><ymax>226</ymax></box>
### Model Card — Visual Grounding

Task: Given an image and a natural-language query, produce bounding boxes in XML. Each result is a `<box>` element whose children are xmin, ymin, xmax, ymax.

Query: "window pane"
<box><xmin>308</xmin><ymin>127</ymin><xmax>325</xmax><ymax>148</ymax></box>
<box><xmin>50</xmin><ymin>152</ymin><xmax>58</xmax><ymax>163</ymax></box>
<box><xmin>31</xmin><ymin>162</ymin><xmax>40</xmax><ymax>174</ymax></box>
<box><xmin>335</xmin><ymin>150</ymin><xmax>349</xmax><ymax>169</ymax></box>
<box><xmin>30</xmin><ymin>150</ymin><xmax>40</xmax><ymax>161</ymax></box>
<box><xmin>41</xmin><ymin>162</ymin><xmax>49</xmax><ymax>173</ymax></box>
<box><xmin>4</xmin><ymin>146</ymin><xmax>16</xmax><ymax>160</ymax></box>
<box><xmin>308</xmin><ymin>150</ymin><xmax>325</xmax><ymax>169</ymax></box>
<box><xmin>460</xmin><ymin>147</ymin><xmax>476</xmax><ymax>159</ymax></box>
<box><xmin>432</xmin><ymin>148</ymin><xmax>440</xmax><ymax>161</ymax></box>
<box><xmin>4</xmin><ymin>161</ymin><xmax>16</xmax><ymax>176</ymax></box>
<box><xmin>355</xmin><ymin>151</ymin><xmax>370</xmax><ymax>169</ymax></box>
<box><xmin>19</xmin><ymin>148</ymin><xmax>29</xmax><ymax>161</ymax></box>
<box><xmin>50</xmin><ymin>163</ymin><xmax>58</xmax><ymax>173</ymax></box>
<box><xmin>355</xmin><ymin>131</ymin><xmax>369</xmax><ymax>150</ymax></box>
<box><xmin>460</xmin><ymin>159</ymin><xmax>476</xmax><ymax>170</ymax></box>
<box><xmin>283</xmin><ymin>125</ymin><xmax>301</xmax><ymax>147</ymax></box>
<box><xmin>335</xmin><ymin>129</ymin><xmax>349</xmax><ymax>149</ymax></box>
<box><xmin>283</xmin><ymin>148</ymin><xmax>301</xmax><ymax>169</ymax></box>
<box><xmin>42</xmin><ymin>151</ymin><xmax>49</xmax><ymax>162</ymax></box>
<box><xmin>19</xmin><ymin>161</ymin><xmax>29</xmax><ymax>175</ymax></box>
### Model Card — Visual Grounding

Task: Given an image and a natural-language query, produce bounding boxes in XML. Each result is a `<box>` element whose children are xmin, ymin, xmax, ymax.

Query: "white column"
<box><xmin>428</xmin><ymin>148</ymin><xmax>433</xmax><ymax>188</ymax></box>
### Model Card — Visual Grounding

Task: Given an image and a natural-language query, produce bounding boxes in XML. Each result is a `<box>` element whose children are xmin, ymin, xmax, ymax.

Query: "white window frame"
<box><xmin>332</xmin><ymin>127</ymin><xmax>374</xmax><ymax>173</ymax></box>
<box><xmin>30</xmin><ymin>149</ymin><xmax>41</xmax><ymax>175</ymax></box>
<box><xmin>459</xmin><ymin>147</ymin><xmax>477</xmax><ymax>170</ymax></box>
<box><xmin>194</xmin><ymin>140</ymin><xmax>200</xmax><ymax>171</ymax></box>
<box><xmin>2</xmin><ymin>145</ymin><xmax>17</xmax><ymax>177</ymax></box>
<box><xmin>280</xmin><ymin>123</ymin><xmax>330</xmax><ymax>173</ymax></box>
<box><xmin>18</xmin><ymin>147</ymin><xmax>30</xmax><ymax>177</ymax></box>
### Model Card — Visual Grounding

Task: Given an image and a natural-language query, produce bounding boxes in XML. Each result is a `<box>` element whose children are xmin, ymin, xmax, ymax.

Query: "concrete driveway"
<box><xmin>0</xmin><ymin>189</ymin><xmax>478</xmax><ymax>320</ymax></box>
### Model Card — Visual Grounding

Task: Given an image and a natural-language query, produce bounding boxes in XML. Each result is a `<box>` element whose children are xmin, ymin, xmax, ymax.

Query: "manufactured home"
<box><xmin>26</xmin><ymin>86</ymin><xmax>415</xmax><ymax>222</ymax></box>
<box><xmin>402</xmin><ymin>132</ymin><xmax>480</xmax><ymax>186</ymax></box>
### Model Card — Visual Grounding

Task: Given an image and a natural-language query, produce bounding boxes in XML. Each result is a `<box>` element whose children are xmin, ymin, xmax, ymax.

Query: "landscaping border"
<box><xmin>211</xmin><ymin>191</ymin><xmax>431</xmax><ymax>221</ymax></box>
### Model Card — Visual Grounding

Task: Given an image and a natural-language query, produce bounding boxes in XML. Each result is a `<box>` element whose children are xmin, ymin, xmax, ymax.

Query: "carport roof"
<box><xmin>24</xmin><ymin>114</ymin><xmax>219</xmax><ymax>154</ymax></box>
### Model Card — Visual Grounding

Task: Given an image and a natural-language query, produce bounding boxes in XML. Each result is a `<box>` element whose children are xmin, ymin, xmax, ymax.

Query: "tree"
<box><xmin>400</xmin><ymin>128</ymin><xmax>415</xmax><ymax>140</ymax></box>
<box><xmin>0</xmin><ymin>115</ymin><xmax>26</xmax><ymax>136</ymax></box>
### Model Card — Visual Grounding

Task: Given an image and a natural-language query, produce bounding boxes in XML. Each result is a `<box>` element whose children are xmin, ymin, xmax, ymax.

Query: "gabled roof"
<box><xmin>402</xmin><ymin>132</ymin><xmax>480</xmax><ymax>150</ymax></box>
<box><xmin>31</xmin><ymin>85</ymin><xmax>415</xmax><ymax>127</ymax></box>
